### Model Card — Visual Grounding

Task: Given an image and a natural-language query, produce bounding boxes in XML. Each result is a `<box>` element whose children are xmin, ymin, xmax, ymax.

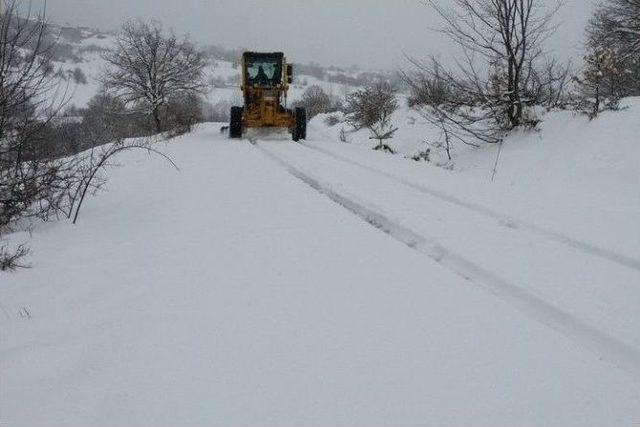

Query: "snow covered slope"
<box><xmin>48</xmin><ymin>29</ymin><xmax>116</xmax><ymax>108</ymax></box>
<box><xmin>1</xmin><ymin>119</ymin><xmax>639</xmax><ymax>425</ymax></box>
<box><xmin>51</xmin><ymin>28</ymin><xmax>356</xmax><ymax>111</ymax></box>
<box><xmin>312</xmin><ymin>98</ymin><xmax>640</xmax><ymax>257</ymax></box>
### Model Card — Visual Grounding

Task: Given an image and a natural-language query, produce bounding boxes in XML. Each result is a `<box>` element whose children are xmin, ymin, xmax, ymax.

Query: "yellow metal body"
<box><xmin>240</xmin><ymin>52</ymin><xmax>294</xmax><ymax>130</ymax></box>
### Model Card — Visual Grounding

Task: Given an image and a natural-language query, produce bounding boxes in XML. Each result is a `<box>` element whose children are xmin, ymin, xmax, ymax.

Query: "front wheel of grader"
<box><xmin>229</xmin><ymin>106</ymin><xmax>243</xmax><ymax>139</ymax></box>
<box><xmin>292</xmin><ymin>107</ymin><xmax>307</xmax><ymax>142</ymax></box>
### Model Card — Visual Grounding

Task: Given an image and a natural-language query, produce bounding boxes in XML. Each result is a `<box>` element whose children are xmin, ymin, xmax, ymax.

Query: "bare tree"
<box><xmin>401</xmin><ymin>0</ymin><xmax>563</xmax><ymax>155</ymax></box>
<box><xmin>1</xmin><ymin>7</ymin><xmax>179</xmax><ymax>272</ymax></box>
<box><xmin>0</xmin><ymin>0</ymin><xmax>75</xmax><ymax>269</ymax></box>
<box><xmin>101</xmin><ymin>20</ymin><xmax>208</xmax><ymax>133</ymax></box>
<box><xmin>426</xmin><ymin>0</ymin><xmax>561</xmax><ymax>129</ymax></box>
<box><xmin>346</xmin><ymin>82</ymin><xmax>399</xmax><ymax>153</ymax></box>
<box><xmin>586</xmin><ymin>0</ymin><xmax>640</xmax><ymax>96</ymax></box>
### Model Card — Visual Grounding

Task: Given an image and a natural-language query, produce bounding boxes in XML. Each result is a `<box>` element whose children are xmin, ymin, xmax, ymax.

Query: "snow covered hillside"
<box><xmin>1</xmin><ymin>96</ymin><xmax>640</xmax><ymax>424</ymax></box>
<box><xmin>50</xmin><ymin>28</ymin><xmax>358</xmax><ymax>112</ymax></box>
<box><xmin>312</xmin><ymin>97</ymin><xmax>640</xmax><ymax>258</ymax></box>
<box><xmin>48</xmin><ymin>27</ymin><xmax>116</xmax><ymax>108</ymax></box>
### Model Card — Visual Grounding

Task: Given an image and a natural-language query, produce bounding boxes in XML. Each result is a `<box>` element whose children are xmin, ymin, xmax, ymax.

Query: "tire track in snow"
<box><xmin>256</xmin><ymin>141</ymin><xmax>640</xmax><ymax>378</ymax></box>
<box><xmin>300</xmin><ymin>142</ymin><xmax>640</xmax><ymax>273</ymax></box>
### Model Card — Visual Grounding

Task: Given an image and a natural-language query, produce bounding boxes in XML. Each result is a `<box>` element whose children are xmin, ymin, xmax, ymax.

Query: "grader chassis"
<box><xmin>229</xmin><ymin>52</ymin><xmax>306</xmax><ymax>141</ymax></box>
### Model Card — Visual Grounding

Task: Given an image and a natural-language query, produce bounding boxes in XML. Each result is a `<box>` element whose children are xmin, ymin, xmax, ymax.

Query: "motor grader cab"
<box><xmin>229</xmin><ymin>52</ymin><xmax>306</xmax><ymax>141</ymax></box>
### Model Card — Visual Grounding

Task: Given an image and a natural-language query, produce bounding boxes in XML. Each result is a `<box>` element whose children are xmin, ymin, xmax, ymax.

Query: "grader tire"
<box><xmin>292</xmin><ymin>107</ymin><xmax>307</xmax><ymax>142</ymax></box>
<box><xmin>229</xmin><ymin>106</ymin><xmax>243</xmax><ymax>139</ymax></box>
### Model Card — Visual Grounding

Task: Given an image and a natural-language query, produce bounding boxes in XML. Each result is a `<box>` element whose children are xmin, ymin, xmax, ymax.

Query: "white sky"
<box><xmin>36</xmin><ymin>0</ymin><xmax>594</xmax><ymax>69</ymax></box>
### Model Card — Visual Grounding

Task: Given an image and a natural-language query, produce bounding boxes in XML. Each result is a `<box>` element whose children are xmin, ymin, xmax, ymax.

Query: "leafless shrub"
<box><xmin>403</xmin><ymin>57</ymin><xmax>502</xmax><ymax>145</ymax></box>
<box><xmin>164</xmin><ymin>93</ymin><xmax>204</xmax><ymax>136</ymax></box>
<box><xmin>403</xmin><ymin>58</ymin><xmax>456</xmax><ymax>107</ymax></box>
<box><xmin>324</xmin><ymin>114</ymin><xmax>341</xmax><ymax>127</ymax></box>
<box><xmin>0</xmin><ymin>243</ymin><xmax>31</xmax><ymax>271</ymax></box>
<box><xmin>523</xmin><ymin>57</ymin><xmax>572</xmax><ymax>108</ymax></box>
<box><xmin>410</xmin><ymin>147</ymin><xmax>431</xmax><ymax>162</ymax></box>
<box><xmin>300</xmin><ymin>85</ymin><xmax>333</xmax><ymax>120</ymax></box>
<box><xmin>345</xmin><ymin>82</ymin><xmax>398</xmax><ymax>153</ymax></box>
<box><xmin>402</xmin><ymin>0</ymin><xmax>563</xmax><ymax>150</ymax></box>
<box><xmin>83</xmin><ymin>92</ymin><xmax>149</xmax><ymax>139</ymax></box>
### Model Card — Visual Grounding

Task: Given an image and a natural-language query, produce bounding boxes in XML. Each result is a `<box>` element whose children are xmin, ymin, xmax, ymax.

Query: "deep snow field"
<box><xmin>1</xmin><ymin>95</ymin><xmax>640</xmax><ymax>425</ymax></box>
<box><xmin>2</xmin><ymin>26</ymin><xmax>640</xmax><ymax>427</ymax></box>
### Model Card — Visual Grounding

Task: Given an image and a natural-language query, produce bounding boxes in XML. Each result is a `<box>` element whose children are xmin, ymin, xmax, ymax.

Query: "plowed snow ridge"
<box><xmin>257</xmin><ymin>141</ymin><xmax>640</xmax><ymax>377</ymax></box>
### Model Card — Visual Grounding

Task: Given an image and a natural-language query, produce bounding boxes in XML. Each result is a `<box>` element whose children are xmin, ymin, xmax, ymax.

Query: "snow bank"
<box><xmin>309</xmin><ymin>98</ymin><xmax>640</xmax><ymax>256</ymax></box>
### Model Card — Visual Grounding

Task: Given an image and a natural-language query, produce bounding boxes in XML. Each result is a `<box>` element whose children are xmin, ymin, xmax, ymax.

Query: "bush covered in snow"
<box><xmin>295</xmin><ymin>85</ymin><xmax>345</xmax><ymax>121</ymax></box>
<box><xmin>345</xmin><ymin>82</ymin><xmax>398</xmax><ymax>153</ymax></box>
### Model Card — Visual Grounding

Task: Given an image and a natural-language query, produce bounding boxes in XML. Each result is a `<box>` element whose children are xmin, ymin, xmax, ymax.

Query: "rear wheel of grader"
<box><xmin>229</xmin><ymin>106</ymin><xmax>243</xmax><ymax>139</ymax></box>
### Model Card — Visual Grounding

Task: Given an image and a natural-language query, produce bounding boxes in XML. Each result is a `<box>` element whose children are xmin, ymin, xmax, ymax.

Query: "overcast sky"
<box><xmin>37</xmin><ymin>0</ymin><xmax>594</xmax><ymax>69</ymax></box>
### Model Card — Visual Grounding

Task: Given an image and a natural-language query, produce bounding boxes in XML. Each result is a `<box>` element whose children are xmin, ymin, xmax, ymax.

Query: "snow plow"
<box><xmin>229</xmin><ymin>52</ymin><xmax>306</xmax><ymax>141</ymax></box>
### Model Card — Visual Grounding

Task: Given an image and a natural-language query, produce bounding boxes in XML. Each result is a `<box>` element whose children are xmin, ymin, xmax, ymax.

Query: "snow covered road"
<box><xmin>1</xmin><ymin>124</ymin><xmax>639</xmax><ymax>426</ymax></box>
<box><xmin>257</xmin><ymin>141</ymin><xmax>640</xmax><ymax>374</ymax></box>
<box><xmin>260</xmin><ymin>140</ymin><xmax>640</xmax><ymax>352</ymax></box>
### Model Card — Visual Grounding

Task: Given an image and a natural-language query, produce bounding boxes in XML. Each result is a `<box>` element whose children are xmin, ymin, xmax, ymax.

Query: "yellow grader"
<box><xmin>229</xmin><ymin>52</ymin><xmax>306</xmax><ymax>141</ymax></box>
